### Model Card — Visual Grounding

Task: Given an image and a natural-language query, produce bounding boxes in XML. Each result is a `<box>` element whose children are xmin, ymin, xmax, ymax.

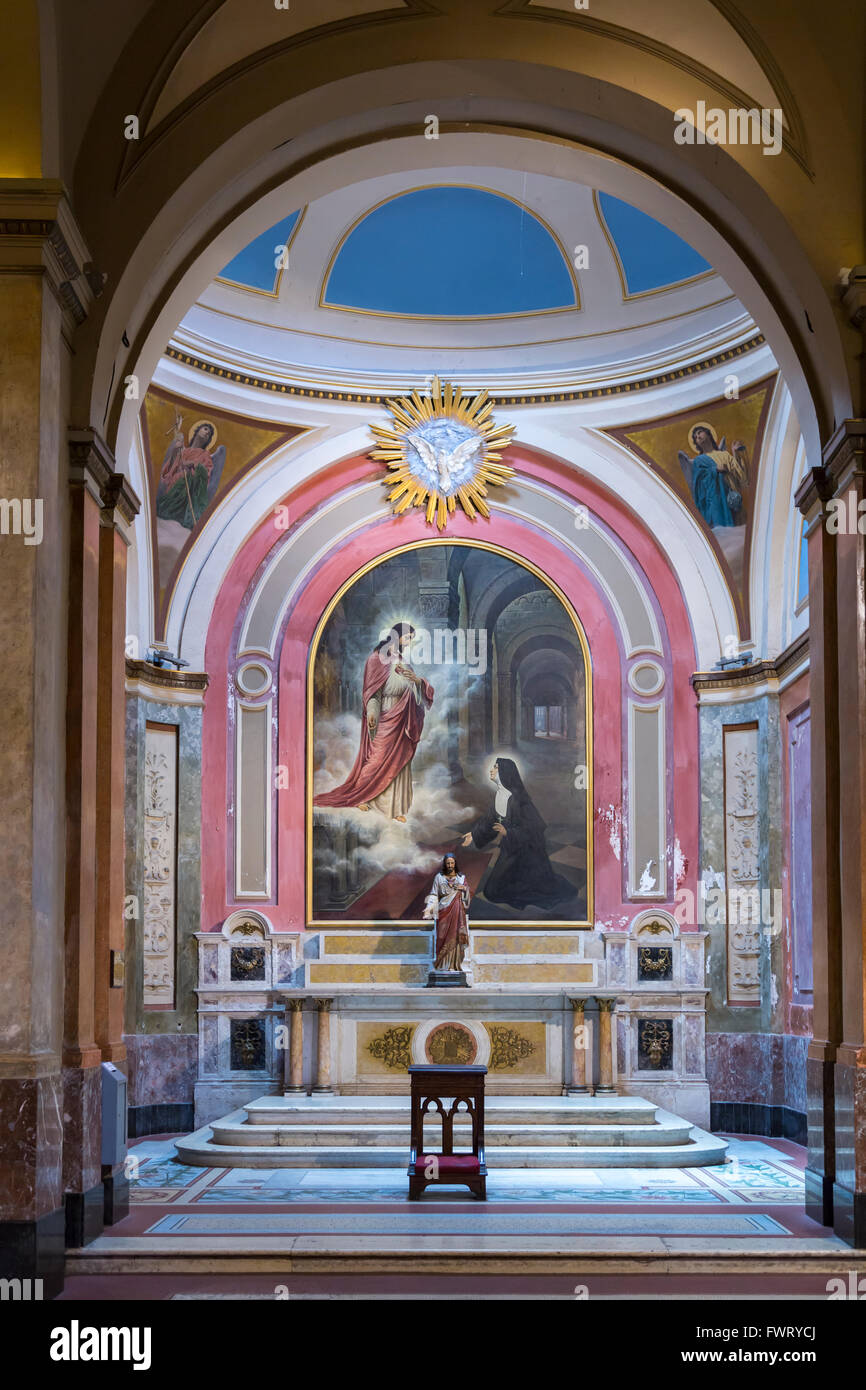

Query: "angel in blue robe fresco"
<box><xmin>678</xmin><ymin>422</ymin><xmax>749</xmax><ymax>529</ymax></box>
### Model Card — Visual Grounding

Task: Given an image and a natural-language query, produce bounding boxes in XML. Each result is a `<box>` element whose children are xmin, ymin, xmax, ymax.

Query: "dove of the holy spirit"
<box><xmin>369</xmin><ymin>377</ymin><xmax>516</xmax><ymax>531</ymax></box>
<box><xmin>407</xmin><ymin>420</ymin><xmax>483</xmax><ymax>495</ymax></box>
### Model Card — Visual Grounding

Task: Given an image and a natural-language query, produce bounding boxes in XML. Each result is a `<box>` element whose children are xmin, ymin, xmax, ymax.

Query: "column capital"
<box><xmin>567</xmin><ymin>996</ymin><xmax>587</xmax><ymax>1011</ymax></box>
<box><xmin>100</xmin><ymin>471</ymin><xmax>141</xmax><ymax>539</ymax></box>
<box><xmin>598</xmin><ymin>996</ymin><xmax>618</xmax><ymax>1012</ymax></box>
<box><xmin>286</xmin><ymin>998</ymin><xmax>304</xmax><ymax>1013</ymax></box>
<box><xmin>823</xmin><ymin>420</ymin><xmax>866</xmax><ymax>498</ymax></box>
<box><xmin>316</xmin><ymin>997</ymin><xmax>334</xmax><ymax>1012</ymax></box>
<box><xmin>0</xmin><ymin>180</ymin><xmax>98</xmax><ymax>331</ymax></box>
<box><xmin>69</xmin><ymin>428</ymin><xmax>114</xmax><ymax>504</ymax></box>
<box><xmin>794</xmin><ymin>464</ymin><xmax>835</xmax><ymax>521</ymax></box>
<box><xmin>69</xmin><ymin>430</ymin><xmax>140</xmax><ymax>541</ymax></box>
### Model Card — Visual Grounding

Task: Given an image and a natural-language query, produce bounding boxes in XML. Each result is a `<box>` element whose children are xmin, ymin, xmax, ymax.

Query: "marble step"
<box><xmin>243</xmin><ymin>1095</ymin><xmax>660</xmax><ymax>1128</ymax></box>
<box><xmin>177</xmin><ymin>1131</ymin><xmax>727</xmax><ymax>1170</ymax></box>
<box><xmin>209</xmin><ymin>1119</ymin><xmax>693</xmax><ymax>1148</ymax></box>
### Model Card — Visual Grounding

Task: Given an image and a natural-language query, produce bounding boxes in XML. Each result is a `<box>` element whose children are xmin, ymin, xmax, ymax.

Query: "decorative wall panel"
<box><xmin>236</xmin><ymin>700</ymin><xmax>271</xmax><ymax>897</ymax></box>
<box><xmin>724</xmin><ymin>723</ymin><xmax>761</xmax><ymax>1004</ymax></box>
<box><xmin>788</xmin><ymin>706</ymin><xmax>813</xmax><ymax>1002</ymax></box>
<box><xmin>628</xmin><ymin>699</ymin><xmax>666</xmax><ymax>897</ymax></box>
<box><xmin>143</xmin><ymin>723</ymin><xmax>178</xmax><ymax>1008</ymax></box>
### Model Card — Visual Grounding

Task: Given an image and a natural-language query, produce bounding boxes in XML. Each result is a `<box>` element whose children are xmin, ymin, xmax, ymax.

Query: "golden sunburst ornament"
<box><xmin>370</xmin><ymin>377</ymin><xmax>516</xmax><ymax>530</ymax></box>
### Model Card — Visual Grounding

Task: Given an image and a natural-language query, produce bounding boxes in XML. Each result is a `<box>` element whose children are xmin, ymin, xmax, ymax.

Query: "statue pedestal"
<box><xmin>427</xmin><ymin>969</ymin><xmax>468</xmax><ymax>988</ymax></box>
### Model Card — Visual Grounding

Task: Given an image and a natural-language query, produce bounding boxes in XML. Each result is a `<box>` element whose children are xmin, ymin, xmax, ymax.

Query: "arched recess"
<box><xmin>200</xmin><ymin>447</ymin><xmax>699</xmax><ymax>934</ymax></box>
<box><xmin>76</xmin><ymin>66</ymin><xmax>850</xmax><ymax>476</ymax></box>
<box><xmin>303</xmin><ymin>538</ymin><xmax>594</xmax><ymax>923</ymax></box>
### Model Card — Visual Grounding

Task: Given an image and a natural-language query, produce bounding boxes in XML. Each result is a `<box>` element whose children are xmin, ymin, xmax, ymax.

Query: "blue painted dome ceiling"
<box><xmin>176</xmin><ymin>167</ymin><xmax>755</xmax><ymax>394</ymax></box>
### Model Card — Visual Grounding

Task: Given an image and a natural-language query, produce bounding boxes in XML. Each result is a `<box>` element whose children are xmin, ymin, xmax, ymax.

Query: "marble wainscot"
<box><xmin>194</xmin><ymin>912</ymin><xmax>302</xmax><ymax>1126</ymax></box>
<box><xmin>194</xmin><ymin>912</ymin><xmax>710</xmax><ymax>1129</ymax></box>
<box><xmin>605</xmin><ymin>912</ymin><xmax>711</xmax><ymax>1127</ymax></box>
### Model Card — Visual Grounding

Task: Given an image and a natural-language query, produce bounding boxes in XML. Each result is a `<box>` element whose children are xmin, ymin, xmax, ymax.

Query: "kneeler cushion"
<box><xmin>417</xmin><ymin>1154</ymin><xmax>481</xmax><ymax>1172</ymax></box>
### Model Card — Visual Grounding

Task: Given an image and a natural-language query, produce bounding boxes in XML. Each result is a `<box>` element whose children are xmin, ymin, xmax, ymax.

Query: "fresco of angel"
<box><xmin>156</xmin><ymin>412</ymin><xmax>226</xmax><ymax>531</ymax></box>
<box><xmin>678</xmin><ymin>421</ymin><xmax>750</xmax><ymax>529</ymax></box>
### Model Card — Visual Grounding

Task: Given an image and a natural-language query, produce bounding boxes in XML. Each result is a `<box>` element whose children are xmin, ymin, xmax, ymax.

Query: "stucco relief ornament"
<box><xmin>370</xmin><ymin>377</ymin><xmax>515</xmax><ymax>531</ymax></box>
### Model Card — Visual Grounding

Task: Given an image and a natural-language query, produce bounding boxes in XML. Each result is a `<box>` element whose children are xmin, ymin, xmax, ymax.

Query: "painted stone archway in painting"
<box><xmin>307</xmin><ymin>540</ymin><xmax>593</xmax><ymax>926</ymax></box>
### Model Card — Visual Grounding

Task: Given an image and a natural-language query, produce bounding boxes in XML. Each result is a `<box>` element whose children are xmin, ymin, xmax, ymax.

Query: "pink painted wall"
<box><xmin>202</xmin><ymin>445</ymin><xmax>700</xmax><ymax>932</ymax></box>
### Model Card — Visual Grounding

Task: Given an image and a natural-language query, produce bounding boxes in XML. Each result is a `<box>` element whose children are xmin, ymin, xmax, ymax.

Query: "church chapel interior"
<box><xmin>2</xmin><ymin>0</ymin><xmax>866</xmax><ymax>1308</ymax></box>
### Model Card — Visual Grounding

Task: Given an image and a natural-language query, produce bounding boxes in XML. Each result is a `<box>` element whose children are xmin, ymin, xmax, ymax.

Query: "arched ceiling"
<box><xmin>142</xmin><ymin>0</ymin><xmax>791</xmax><ymax>152</ymax></box>
<box><xmin>174</xmin><ymin>164</ymin><xmax>755</xmax><ymax>395</ymax></box>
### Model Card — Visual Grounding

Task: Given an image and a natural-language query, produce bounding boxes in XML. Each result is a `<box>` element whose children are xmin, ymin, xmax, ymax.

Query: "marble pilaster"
<box><xmin>314</xmin><ymin>998</ymin><xmax>335</xmax><ymax>1093</ymax></box>
<box><xmin>95</xmin><ymin>467</ymin><xmax>139</xmax><ymax>1064</ymax></box>
<box><xmin>823</xmin><ymin>424</ymin><xmax>866</xmax><ymax>1245</ymax></box>
<box><xmin>596</xmin><ymin>998</ymin><xmax>617</xmax><ymax>1094</ymax></box>
<box><xmin>566</xmin><ymin>997</ymin><xmax>590</xmax><ymax>1094</ymax></box>
<box><xmin>0</xmin><ymin>187</ymin><xmax>93</xmax><ymax>1286</ymax></box>
<box><xmin>285</xmin><ymin>999</ymin><xmax>305</xmax><ymax>1093</ymax></box>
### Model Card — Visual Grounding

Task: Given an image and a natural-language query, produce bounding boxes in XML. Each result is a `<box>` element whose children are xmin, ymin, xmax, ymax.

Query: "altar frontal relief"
<box><xmin>309</xmin><ymin>542</ymin><xmax>591</xmax><ymax>925</ymax></box>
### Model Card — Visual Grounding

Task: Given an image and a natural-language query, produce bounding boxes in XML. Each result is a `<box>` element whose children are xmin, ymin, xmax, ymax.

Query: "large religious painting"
<box><xmin>606</xmin><ymin>375</ymin><xmax>775</xmax><ymax>638</ymax></box>
<box><xmin>308</xmin><ymin>541</ymin><xmax>592</xmax><ymax>926</ymax></box>
<box><xmin>140</xmin><ymin>387</ymin><xmax>307</xmax><ymax>637</ymax></box>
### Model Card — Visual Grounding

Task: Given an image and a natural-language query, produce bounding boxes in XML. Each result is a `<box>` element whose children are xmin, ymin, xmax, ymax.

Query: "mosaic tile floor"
<box><xmin>126</xmin><ymin>1134</ymin><xmax>807</xmax><ymax>1212</ymax></box>
<box><xmin>62</xmin><ymin>1135</ymin><xmax>858</xmax><ymax>1299</ymax></box>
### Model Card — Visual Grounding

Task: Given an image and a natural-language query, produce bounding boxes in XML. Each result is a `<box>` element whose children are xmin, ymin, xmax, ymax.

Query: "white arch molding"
<box><xmin>161</xmin><ymin>438</ymin><xmax>731</xmax><ymax>673</ymax></box>
<box><xmin>90</xmin><ymin>69</ymin><xmax>849</xmax><ymax>473</ymax></box>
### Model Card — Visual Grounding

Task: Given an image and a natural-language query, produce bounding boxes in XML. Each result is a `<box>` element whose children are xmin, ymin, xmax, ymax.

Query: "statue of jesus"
<box><xmin>314</xmin><ymin>622</ymin><xmax>433</xmax><ymax>823</ymax></box>
<box><xmin>423</xmin><ymin>854</ymin><xmax>470</xmax><ymax>973</ymax></box>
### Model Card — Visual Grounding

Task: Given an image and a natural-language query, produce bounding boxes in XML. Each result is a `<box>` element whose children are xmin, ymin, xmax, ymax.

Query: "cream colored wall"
<box><xmin>1</xmin><ymin>0</ymin><xmax>42</xmax><ymax>176</ymax></box>
<box><xmin>28</xmin><ymin>0</ymin><xmax>855</xmax><ymax>459</ymax></box>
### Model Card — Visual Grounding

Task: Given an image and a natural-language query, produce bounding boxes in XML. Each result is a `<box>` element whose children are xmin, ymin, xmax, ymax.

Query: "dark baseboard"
<box><xmin>0</xmin><ymin>1206</ymin><xmax>65</xmax><ymax>1300</ymax></box>
<box><xmin>64</xmin><ymin>1181</ymin><xmax>105</xmax><ymax>1249</ymax></box>
<box><xmin>833</xmin><ymin>1180</ymin><xmax>866</xmax><ymax>1249</ymax></box>
<box><xmin>127</xmin><ymin>1101</ymin><xmax>193</xmax><ymax>1137</ymax></box>
<box><xmin>805</xmin><ymin>1165</ymin><xmax>835</xmax><ymax>1229</ymax></box>
<box><xmin>103</xmin><ymin>1166</ymin><xmax>130</xmax><ymax>1226</ymax></box>
<box><xmin>710</xmin><ymin>1101</ymin><xmax>807</xmax><ymax>1145</ymax></box>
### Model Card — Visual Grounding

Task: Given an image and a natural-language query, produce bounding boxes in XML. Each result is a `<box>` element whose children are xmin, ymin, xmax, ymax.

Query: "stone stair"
<box><xmin>176</xmin><ymin>1094</ymin><xmax>727</xmax><ymax>1169</ymax></box>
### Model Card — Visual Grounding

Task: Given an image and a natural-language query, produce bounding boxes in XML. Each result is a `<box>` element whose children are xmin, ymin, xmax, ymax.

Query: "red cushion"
<box><xmin>417</xmin><ymin>1154</ymin><xmax>481</xmax><ymax>1173</ymax></box>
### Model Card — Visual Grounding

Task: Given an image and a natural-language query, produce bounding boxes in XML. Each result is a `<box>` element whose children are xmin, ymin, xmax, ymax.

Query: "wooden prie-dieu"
<box><xmin>407</xmin><ymin>1064</ymin><xmax>487</xmax><ymax>1200</ymax></box>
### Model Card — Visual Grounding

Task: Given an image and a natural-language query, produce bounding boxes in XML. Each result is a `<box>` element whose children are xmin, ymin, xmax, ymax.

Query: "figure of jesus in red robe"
<box><xmin>314</xmin><ymin>623</ymin><xmax>434</xmax><ymax>823</ymax></box>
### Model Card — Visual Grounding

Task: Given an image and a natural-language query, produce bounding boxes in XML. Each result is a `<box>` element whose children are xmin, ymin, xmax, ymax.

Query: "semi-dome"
<box><xmin>175</xmin><ymin>164</ymin><xmax>758</xmax><ymax>397</ymax></box>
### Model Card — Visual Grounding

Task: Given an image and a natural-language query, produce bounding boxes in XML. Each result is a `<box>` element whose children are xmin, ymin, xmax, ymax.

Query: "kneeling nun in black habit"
<box><xmin>462</xmin><ymin>756</ymin><xmax>576</xmax><ymax>910</ymax></box>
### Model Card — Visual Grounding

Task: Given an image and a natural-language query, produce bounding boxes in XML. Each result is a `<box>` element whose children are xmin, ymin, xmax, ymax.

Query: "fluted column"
<box><xmin>596</xmin><ymin>998</ymin><xmax>618</xmax><ymax>1094</ymax></box>
<box><xmin>566</xmin><ymin>997</ymin><xmax>591</xmax><ymax>1095</ymax></box>
<box><xmin>313</xmin><ymin>998</ymin><xmax>335</xmax><ymax>1094</ymax></box>
<box><xmin>284</xmin><ymin>999</ymin><xmax>305</xmax><ymax>1094</ymax></box>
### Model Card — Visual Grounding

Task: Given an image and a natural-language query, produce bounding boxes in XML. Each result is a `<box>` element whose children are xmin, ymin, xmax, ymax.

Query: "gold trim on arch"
<box><xmin>165</xmin><ymin>331</ymin><xmax>766</xmax><ymax>406</ymax></box>
<box><xmin>318</xmin><ymin>184</ymin><xmax>581</xmax><ymax>320</ymax></box>
<box><xmin>592</xmin><ymin>190</ymin><xmax>716</xmax><ymax>303</ymax></box>
<box><xmin>305</xmin><ymin>537</ymin><xmax>594</xmax><ymax>929</ymax></box>
<box><xmin>215</xmin><ymin>205</ymin><xmax>308</xmax><ymax>299</ymax></box>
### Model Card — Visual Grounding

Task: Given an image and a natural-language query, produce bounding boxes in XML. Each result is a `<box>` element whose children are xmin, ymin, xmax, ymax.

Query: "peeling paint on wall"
<box><xmin>674</xmin><ymin>837</ymin><xmax>688</xmax><ymax>890</ymax></box>
<box><xmin>598</xmin><ymin>803</ymin><xmax>622</xmax><ymax>862</ymax></box>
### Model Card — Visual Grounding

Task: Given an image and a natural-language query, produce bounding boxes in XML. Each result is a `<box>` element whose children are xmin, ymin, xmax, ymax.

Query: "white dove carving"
<box><xmin>411</xmin><ymin>433</ymin><xmax>483</xmax><ymax>492</ymax></box>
